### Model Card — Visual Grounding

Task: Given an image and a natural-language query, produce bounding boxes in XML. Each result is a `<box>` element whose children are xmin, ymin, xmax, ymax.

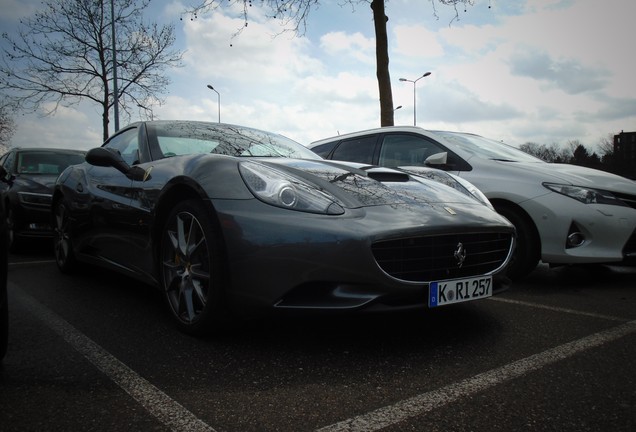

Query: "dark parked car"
<box><xmin>0</xmin><ymin>147</ymin><xmax>86</xmax><ymax>250</ymax></box>
<box><xmin>310</xmin><ymin>127</ymin><xmax>636</xmax><ymax>279</ymax></box>
<box><xmin>52</xmin><ymin>121</ymin><xmax>515</xmax><ymax>334</ymax></box>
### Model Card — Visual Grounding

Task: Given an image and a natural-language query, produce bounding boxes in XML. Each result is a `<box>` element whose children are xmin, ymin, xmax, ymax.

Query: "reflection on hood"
<box><xmin>265</xmin><ymin>158</ymin><xmax>481</xmax><ymax>208</ymax></box>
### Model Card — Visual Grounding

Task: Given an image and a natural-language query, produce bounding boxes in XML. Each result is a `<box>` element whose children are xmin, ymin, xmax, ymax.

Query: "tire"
<box><xmin>53</xmin><ymin>201</ymin><xmax>77</xmax><ymax>273</ymax></box>
<box><xmin>159</xmin><ymin>200</ymin><xmax>227</xmax><ymax>335</ymax></box>
<box><xmin>494</xmin><ymin>204</ymin><xmax>540</xmax><ymax>280</ymax></box>
<box><xmin>6</xmin><ymin>205</ymin><xmax>19</xmax><ymax>252</ymax></box>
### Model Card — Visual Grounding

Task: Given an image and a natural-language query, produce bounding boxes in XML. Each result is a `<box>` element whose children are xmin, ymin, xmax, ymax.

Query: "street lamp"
<box><xmin>399</xmin><ymin>72</ymin><xmax>431</xmax><ymax>126</ymax></box>
<box><xmin>206</xmin><ymin>84</ymin><xmax>221</xmax><ymax>123</ymax></box>
<box><xmin>394</xmin><ymin>105</ymin><xmax>403</xmax><ymax>112</ymax></box>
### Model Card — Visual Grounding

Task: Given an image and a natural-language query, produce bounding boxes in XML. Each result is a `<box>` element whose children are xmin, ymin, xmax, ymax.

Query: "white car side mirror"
<box><xmin>425</xmin><ymin>152</ymin><xmax>448</xmax><ymax>166</ymax></box>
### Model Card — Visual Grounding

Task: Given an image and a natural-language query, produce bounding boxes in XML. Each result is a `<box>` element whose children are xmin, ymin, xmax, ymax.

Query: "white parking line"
<box><xmin>316</xmin><ymin>319</ymin><xmax>636</xmax><ymax>432</ymax></box>
<box><xmin>488</xmin><ymin>297</ymin><xmax>630</xmax><ymax>322</ymax></box>
<box><xmin>9</xmin><ymin>259</ymin><xmax>57</xmax><ymax>266</ymax></box>
<box><xmin>12</xmin><ymin>285</ymin><xmax>216</xmax><ymax>432</ymax></box>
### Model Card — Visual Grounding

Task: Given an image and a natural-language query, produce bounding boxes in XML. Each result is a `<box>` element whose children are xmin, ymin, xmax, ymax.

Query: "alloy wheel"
<box><xmin>53</xmin><ymin>202</ymin><xmax>75</xmax><ymax>272</ymax></box>
<box><xmin>161</xmin><ymin>210</ymin><xmax>211</xmax><ymax>326</ymax></box>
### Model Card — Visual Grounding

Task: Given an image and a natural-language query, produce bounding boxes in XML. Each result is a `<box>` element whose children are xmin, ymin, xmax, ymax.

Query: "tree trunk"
<box><xmin>102</xmin><ymin>100</ymin><xmax>110</xmax><ymax>142</ymax></box>
<box><xmin>370</xmin><ymin>0</ymin><xmax>394</xmax><ymax>127</ymax></box>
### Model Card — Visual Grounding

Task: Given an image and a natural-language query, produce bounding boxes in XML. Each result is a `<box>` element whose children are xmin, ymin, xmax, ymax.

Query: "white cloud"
<box><xmin>4</xmin><ymin>0</ymin><xmax>636</xmax><ymax>154</ymax></box>
<box><xmin>394</xmin><ymin>24</ymin><xmax>445</xmax><ymax>58</ymax></box>
<box><xmin>182</xmin><ymin>12</ymin><xmax>321</xmax><ymax>85</ymax></box>
<box><xmin>320</xmin><ymin>31</ymin><xmax>375</xmax><ymax>64</ymax></box>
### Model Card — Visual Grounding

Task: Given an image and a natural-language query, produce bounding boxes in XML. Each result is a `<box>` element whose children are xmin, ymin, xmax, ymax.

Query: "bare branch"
<box><xmin>0</xmin><ymin>0</ymin><xmax>184</xmax><ymax>140</ymax></box>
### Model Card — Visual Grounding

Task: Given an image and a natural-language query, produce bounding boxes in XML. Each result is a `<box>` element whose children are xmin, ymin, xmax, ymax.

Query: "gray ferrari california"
<box><xmin>52</xmin><ymin>121</ymin><xmax>515</xmax><ymax>334</ymax></box>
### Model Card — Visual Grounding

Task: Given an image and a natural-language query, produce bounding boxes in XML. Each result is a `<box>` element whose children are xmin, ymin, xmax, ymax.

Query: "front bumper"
<box><xmin>211</xmin><ymin>198</ymin><xmax>515</xmax><ymax>315</ymax></box>
<box><xmin>521</xmin><ymin>191</ymin><xmax>636</xmax><ymax>265</ymax></box>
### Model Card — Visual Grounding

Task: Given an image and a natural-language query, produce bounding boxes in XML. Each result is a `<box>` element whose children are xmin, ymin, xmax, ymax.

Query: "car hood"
<box><xmin>501</xmin><ymin>161</ymin><xmax>636</xmax><ymax>194</ymax></box>
<box><xmin>264</xmin><ymin>158</ymin><xmax>490</xmax><ymax>209</ymax></box>
<box><xmin>13</xmin><ymin>174</ymin><xmax>58</xmax><ymax>192</ymax></box>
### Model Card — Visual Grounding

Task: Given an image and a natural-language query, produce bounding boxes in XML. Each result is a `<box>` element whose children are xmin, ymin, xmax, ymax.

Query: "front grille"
<box><xmin>372</xmin><ymin>232</ymin><xmax>513</xmax><ymax>282</ymax></box>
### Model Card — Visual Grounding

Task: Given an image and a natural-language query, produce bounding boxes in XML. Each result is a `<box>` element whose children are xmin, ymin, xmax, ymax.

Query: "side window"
<box><xmin>2</xmin><ymin>151</ymin><xmax>16</xmax><ymax>174</ymax></box>
<box><xmin>104</xmin><ymin>128</ymin><xmax>139</xmax><ymax>165</ymax></box>
<box><xmin>379</xmin><ymin>134</ymin><xmax>446</xmax><ymax>167</ymax></box>
<box><xmin>311</xmin><ymin>141</ymin><xmax>339</xmax><ymax>158</ymax></box>
<box><xmin>331</xmin><ymin>136</ymin><xmax>377</xmax><ymax>164</ymax></box>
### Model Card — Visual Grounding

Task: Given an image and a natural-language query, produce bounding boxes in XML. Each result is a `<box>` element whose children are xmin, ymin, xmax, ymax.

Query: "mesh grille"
<box><xmin>372</xmin><ymin>232</ymin><xmax>513</xmax><ymax>282</ymax></box>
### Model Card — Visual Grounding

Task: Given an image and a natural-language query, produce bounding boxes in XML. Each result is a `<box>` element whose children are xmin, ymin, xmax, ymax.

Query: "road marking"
<box><xmin>12</xmin><ymin>285</ymin><xmax>216</xmax><ymax>432</ymax></box>
<box><xmin>9</xmin><ymin>259</ymin><xmax>57</xmax><ymax>266</ymax></box>
<box><xmin>316</xmin><ymin>319</ymin><xmax>636</xmax><ymax>432</ymax></box>
<box><xmin>488</xmin><ymin>297</ymin><xmax>629</xmax><ymax>322</ymax></box>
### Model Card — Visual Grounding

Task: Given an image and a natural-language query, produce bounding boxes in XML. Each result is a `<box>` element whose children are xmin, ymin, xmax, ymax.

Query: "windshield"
<box><xmin>17</xmin><ymin>151</ymin><xmax>85</xmax><ymax>175</ymax></box>
<box><xmin>149</xmin><ymin>122</ymin><xmax>321</xmax><ymax>160</ymax></box>
<box><xmin>436</xmin><ymin>132</ymin><xmax>543</xmax><ymax>163</ymax></box>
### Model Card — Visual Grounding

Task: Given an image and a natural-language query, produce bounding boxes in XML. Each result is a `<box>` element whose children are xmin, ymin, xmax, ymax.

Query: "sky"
<box><xmin>1</xmin><ymin>0</ymin><xmax>635</xmax><ymax>153</ymax></box>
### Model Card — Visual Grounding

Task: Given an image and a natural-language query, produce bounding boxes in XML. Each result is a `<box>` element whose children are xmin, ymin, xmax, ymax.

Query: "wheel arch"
<box><xmin>151</xmin><ymin>182</ymin><xmax>227</xmax><ymax>273</ymax></box>
<box><xmin>490</xmin><ymin>199</ymin><xmax>541</xmax><ymax>244</ymax></box>
<box><xmin>490</xmin><ymin>198</ymin><xmax>542</xmax><ymax>278</ymax></box>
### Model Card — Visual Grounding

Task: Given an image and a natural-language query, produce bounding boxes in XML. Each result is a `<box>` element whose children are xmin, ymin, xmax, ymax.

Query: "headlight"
<box><xmin>18</xmin><ymin>192</ymin><xmax>52</xmax><ymax>207</ymax></box>
<box><xmin>449</xmin><ymin>173</ymin><xmax>494</xmax><ymax>210</ymax></box>
<box><xmin>543</xmin><ymin>183</ymin><xmax>628</xmax><ymax>206</ymax></box>
<box><xmin>239</xmin><ymin>161</ymin><xmax>345</xmax><ymax>215</ymax></box>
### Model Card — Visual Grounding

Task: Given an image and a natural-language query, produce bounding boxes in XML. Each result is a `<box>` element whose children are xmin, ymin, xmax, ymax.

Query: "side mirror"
<box><xmin>424</xmin><ymin>152</ymin><xmax>448</xmax><ymax>166</ymax></box>
<box><xmin>85</xmin><ymin>147</ymin><xmax>147</xmax><ymax>181</ymax></box>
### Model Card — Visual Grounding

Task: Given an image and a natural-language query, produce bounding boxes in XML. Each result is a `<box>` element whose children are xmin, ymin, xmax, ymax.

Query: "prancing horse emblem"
<box><xmin>454</xmin><ymin>242</ymin><xmax>467</xmax><ymax>267</ymax></box>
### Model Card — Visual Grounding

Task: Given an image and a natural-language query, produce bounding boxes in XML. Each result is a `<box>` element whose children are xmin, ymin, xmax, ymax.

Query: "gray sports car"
<box><xmin>52</xmin><ymin>121</ymin><xmax>515</xmax><ymax>334</ymax></box>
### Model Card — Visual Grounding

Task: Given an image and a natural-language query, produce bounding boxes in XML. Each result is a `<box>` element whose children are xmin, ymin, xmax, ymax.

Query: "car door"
<box><xmin>83</xmin><ymin>126</ymin><xmax>148</xmax><ymax>269</ymax></box>
<box><xmin>376</xmin><ymin>132</ymin><xmax>471</xmax><ymax>173</ymax></box>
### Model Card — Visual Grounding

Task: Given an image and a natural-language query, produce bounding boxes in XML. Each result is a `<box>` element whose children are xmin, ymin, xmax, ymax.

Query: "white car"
<box><xmin>309</xmin><ymin>127</ymin><xmax>636</xmax><ymax>279</ymax></box>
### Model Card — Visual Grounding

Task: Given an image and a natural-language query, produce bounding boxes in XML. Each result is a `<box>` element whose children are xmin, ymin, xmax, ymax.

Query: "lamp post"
<box><xmin>110</xmin><ymin>0</ymin><xmax>119</xmax><ymax>132</ymax></box>
<box><xmin>399</xmin><ymin>72</ymin><xmax>431</xmax><ymax>126</ymax></box>
<box><xmin>206</xmin><ymin>84</ymin><xmax>221</xmax><ymax>123</ymax></box>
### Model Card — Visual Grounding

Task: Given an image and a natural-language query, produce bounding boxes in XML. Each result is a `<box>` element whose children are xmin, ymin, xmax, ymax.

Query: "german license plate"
<box><xmin>429</xmin><ymin>276</ymin><xmax>492</xmax><ymax>307</ymax></box>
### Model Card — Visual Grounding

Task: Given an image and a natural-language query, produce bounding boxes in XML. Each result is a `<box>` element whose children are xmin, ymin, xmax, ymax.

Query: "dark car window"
<box><xmin>379</xmin><ymin>134</ymin><xmax>447</xmax><ymax>167</ymax></box>
<box><xmin>16</xmin><ymin>151</ymin><xmax>85</xmax><ymax>175</ymax></box>
<box><xmin>331</xmin><ymin>136</ymin><xmax>378</xmax><ymax>164</ymax></box>
<box><xmin>311</xmin><ymin>141</ymin><xmax>339</xmax><ymax>158</ymax></box>
<box><xmin>105</xmin><ymin>127</ymin><xmax>139</xmax><ymax>165</ymax></box>
<box><xmin>2</xmin><ymin>151</ymin><xmax>15</xmax><ymax>174</ymax></box>
<box><xmin>378</xmin><ymin>133</ymin><xmax>471</xmax><ymax>172</ymax></box>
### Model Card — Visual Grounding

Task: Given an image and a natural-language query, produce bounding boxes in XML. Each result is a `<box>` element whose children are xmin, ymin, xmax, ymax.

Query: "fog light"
<box><xmin>566</xmin><ymin>222</ymin><xmax>586</xmax><ymax>249</ymax></box>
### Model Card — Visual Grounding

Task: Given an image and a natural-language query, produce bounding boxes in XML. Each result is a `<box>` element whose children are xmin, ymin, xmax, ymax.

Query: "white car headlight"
<box><xmin>543</xmin><ymin>183</ymin><xmax>628</xmax><ymax>206</ymax></box>
<box><xmin>239</xmin><ymin>161</ymin><xmax>345</xmax><ymax>215</ymax></box>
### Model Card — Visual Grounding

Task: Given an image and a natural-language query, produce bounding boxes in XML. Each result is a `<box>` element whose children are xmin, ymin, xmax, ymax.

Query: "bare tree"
<box><xmin>0</xmin><ymin>100</ymin><xmax>16</xmax><ymax>153</ymax></box>
<box><xmin>186</xmin><ymin>0</ymin><xmax>476</xmax><ymax>127</ymax></box>
<box><xmin>597</xmin><ymin>133</ymin><xmax>614</xmax><ymax>157</ymax></box>
<box><xmin>0</xmin><ymin>0</ymin><xmax>184</xmax><ymax>141</ymax></box>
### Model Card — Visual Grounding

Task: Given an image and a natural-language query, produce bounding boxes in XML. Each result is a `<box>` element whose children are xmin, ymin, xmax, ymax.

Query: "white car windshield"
<box><xmin>436</xmin><ymin>132</ymin><xmax>543</xmax><ymax>163</ymax></box>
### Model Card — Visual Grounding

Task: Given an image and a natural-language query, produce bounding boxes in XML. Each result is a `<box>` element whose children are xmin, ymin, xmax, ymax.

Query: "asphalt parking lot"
<box><xmin>2</xmin><ymin>244</ymin><xmax>635</xmax><ymax>432</ymax></box>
